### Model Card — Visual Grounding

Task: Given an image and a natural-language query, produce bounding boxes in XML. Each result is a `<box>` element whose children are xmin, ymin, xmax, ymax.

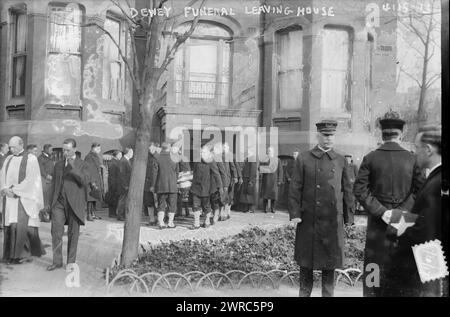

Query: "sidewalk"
<box><xmin>0</xmin><ymin>210</ymin><xmax>365</xmax><ymax>297</ymax></box>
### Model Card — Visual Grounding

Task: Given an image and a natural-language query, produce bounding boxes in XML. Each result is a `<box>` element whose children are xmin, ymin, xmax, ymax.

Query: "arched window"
<box><xmin>173</xmin><ymin>22</ymin><xmax>232</xmax><ymax>107</ymax></box>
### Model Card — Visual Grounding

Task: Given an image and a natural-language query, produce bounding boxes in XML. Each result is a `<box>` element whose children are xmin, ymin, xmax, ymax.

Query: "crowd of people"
<box><xmin>0</xmin><ymin>109</ymin><xmax>446</xmax><ymax>297</ymax></box>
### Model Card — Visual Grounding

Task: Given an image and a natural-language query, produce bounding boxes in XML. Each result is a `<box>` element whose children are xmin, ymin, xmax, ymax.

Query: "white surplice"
<box><xmin>0</xmin><ymin>154</ymin><xmax>44</xmax><ymax>227</ymax></box>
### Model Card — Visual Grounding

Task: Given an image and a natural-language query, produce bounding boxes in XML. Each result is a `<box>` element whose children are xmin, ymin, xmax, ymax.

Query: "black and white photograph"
<box><xmin>0</xmin><ymin>0</ymin><xmax>447</xmax><ymax>299</ymax></box>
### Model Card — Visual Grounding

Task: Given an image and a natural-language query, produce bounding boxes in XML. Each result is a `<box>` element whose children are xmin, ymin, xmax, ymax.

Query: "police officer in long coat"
<box><xmin>289</xmin><ymin>120</ymin><xmax>354</xmax><ymax>297</ymax></box>
<box><xmin>353</xmin><ymin>110</ymin><xmax>424</xmax><ymax>297</ymax></box>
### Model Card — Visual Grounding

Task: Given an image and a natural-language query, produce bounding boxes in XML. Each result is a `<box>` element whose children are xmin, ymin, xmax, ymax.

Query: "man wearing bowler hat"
<box><xmin>289</xmin><ymin>119</ymin><xmax>354</xmax><ymax>297</ymax></box>
<box><xmin>354</xmin><ymin>110</ymin><xmax>424</xmax><ymax>297</ymax></box>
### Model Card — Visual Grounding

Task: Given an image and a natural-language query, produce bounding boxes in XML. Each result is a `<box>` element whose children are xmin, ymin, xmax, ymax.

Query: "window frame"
<box><xmin>274</xmin><ymin>25</ymin><xmax>304</xmax><ymax>113</ymax></box>
<box><xmin>102</xmin><ymin>13</ymin><xmax>126</xmax><ymax>104</ymax></box>
<box><xmin>9</xmin><ymin>7</ymin><xmax>27</xmax><ymax>99</ymax></box>
<box><xmin>320</xmin><ymin>25</ymin><xmax>354</xmax><ymax>116</ymax></box>
<box><xmin>45</xmin><ymin>2</ymin><xmax>85</xmax><ymax>107</ymax></box>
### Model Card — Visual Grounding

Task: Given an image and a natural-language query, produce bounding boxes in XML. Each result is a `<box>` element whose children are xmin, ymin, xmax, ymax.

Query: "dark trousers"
<box><xmin>343</xmin><ymin>200</ymin><xmax>355</xmax><ymax>224</ymax></box>
<box><xmin>108</xmin><ymin>204</ymin><xmax>117</xmax><ymax>217</ymax></box>
<box><xmin>51</xmin><ymin>197</ymin><xmax>81</xmax><ymax>265</ymax></box>
<box><xmin>116</xmin><ymin>193</ymin><xmax>127</xmax><ymax>220</ymax></box>
<box><xmin>263</xmin><ymin>199</ymin><xmax>275</xmax><ymax>212</ymax></box>
<box><xmin>192</xmin><ymin>195</ymin><xmax>211</xmax><ymax>213</ymax></box>
<box><xmin>299</xmin><ymin>267</ymin><xmax>335</xmax><ymax>297</ymax></box>
<box><xmin>210</xmin><ymin>191</ymin><xmax>222</xmax><ymax>210</ymax></box>
<box><xmin>157</xmin><ymin>193</ymin><xmax>177</xmax><ymax>214</ymax></box>
<box><xmin>3</xmin><ymin>201</ymin><xmax>45</xmax><ymax>260</ymax></box>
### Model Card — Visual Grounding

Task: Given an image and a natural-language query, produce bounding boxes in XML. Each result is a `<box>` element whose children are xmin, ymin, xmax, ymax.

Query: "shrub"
<box><xmin>109</xmin><ymin>224</ymin><xmax>366</xmax><ymax>279</ymax></box>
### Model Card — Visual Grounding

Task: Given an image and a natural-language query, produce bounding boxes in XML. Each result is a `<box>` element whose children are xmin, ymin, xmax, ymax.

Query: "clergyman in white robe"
<box><xmin>0</xmin><ymin>151</ymin><xmax>46</xmax><ymax>262</ymax></box>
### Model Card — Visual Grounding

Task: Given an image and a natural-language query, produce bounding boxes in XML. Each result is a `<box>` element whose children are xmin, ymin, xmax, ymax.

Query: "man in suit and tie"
<box><xmin>47</xmin><ymin>138</ymin><xmax>90</xmax><ymax>271</ymax></box>
<box><xmin>116</xmin><ymin>147</ymin><xmax>133</xmax><ymax>221</ymax></box>
<box><xmin>386</xmin><ymin>125</ymin><xmax>443</xmax><ymax>296</ymax></box>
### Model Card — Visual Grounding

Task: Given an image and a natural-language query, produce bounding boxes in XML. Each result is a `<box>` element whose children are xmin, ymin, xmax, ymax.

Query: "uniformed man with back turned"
<box><xmin>354</xmin><ymin>110</ymin><xmax>424</xmax><ymax>297</ymax></box>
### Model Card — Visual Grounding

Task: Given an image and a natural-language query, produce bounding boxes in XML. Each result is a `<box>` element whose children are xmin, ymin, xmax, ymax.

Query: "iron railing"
<box><xmin>173</xmin><ymin>79</ymin><xmax>230</xmax><ymax>106</ymax></box>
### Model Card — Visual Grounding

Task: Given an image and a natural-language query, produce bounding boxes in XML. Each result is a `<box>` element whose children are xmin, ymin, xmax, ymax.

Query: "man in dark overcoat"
<box><xmin>385</xmin><ymin>125</ymin><xmax>443</xmax><ymax>297</ymax></box>
<box><xmin>354</xmin><ymin>110</ymin><xmax>424</xmax><ymax>297</ymax></box>
<box><xmin>343</xmin><ymin>154</ymin><xmax>357</xmax><ymax>225</ymax></box>
<box><xmin>38</xmin><ymin>144</ymin><xmax>54</xmax><ymax>222</ymax></box>
<box><xmin>84</xmin><ymin>142</ymin><xmax>104</xmax><ymax>221</ymax></box>
<box><xmin>285</xmin><ymin>148</ymin><xmax>300</xmax><ymax>185</ymax></box>
<box><xmin>288</xmin><ymin>120</ymin><xmax>354</xmax><ymax>297</ymax></box>
<box><xmin>116</xmin><ymin>147</ymin><xmax>133</xmax><ymax>221</ymax></box>
<box><xmin>144</xmin><ymin>143</ymin><xmax>159</xmax><ymax>225</ymax></box>
<box><xmin>106</xmin><ymin>150</ymin><xmax>122</xmax><ymax>218</ymax></box>
<box><xmin>239</xmin><ymin>149</ymin><xmax>258</xmax><ymax>213</ymax></box>
<box><xmin>259</xmin><ymin>146</ymin><xmax>284</xmax><ymax>213</ymax></box>
<box><xmin>190</xmin><ymin>146</ymin><xmax>222</xmax><ymax>229</ymax></box>
<box><xmin>212</xmin><ymin>143</ymin><xmax>227</xmax><ymax>224</ymax></box>
<box><xmin>47</xmin><ymin>138</ymin><xmax>90</xmax><ymax>271</ymax></box>
<box><xmin>151</xmin><ymin>141</ymin><xmax>179</xmax><ymax>229</ymax></box>
<box><xmin>221</xmin><ymin>142</ymin><xmax>238</xmax><ymax>221</ymax></box>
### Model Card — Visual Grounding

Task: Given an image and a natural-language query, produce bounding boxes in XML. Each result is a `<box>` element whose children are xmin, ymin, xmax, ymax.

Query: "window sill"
<box><xmin>272</xmin><ymin>111</ymin><xmax>301</xmax><ymax>120</ymax></box>
<box><xmin>320</xmin><ymin>111</ymin><xmax>351</xmax><ymax>119</ymax></box>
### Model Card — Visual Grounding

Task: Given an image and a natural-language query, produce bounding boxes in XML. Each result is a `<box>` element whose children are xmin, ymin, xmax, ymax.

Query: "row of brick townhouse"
<box><xmin>0</xmin><ymin>0</ymin><xmax>400</xmax><ymax>163</ymax></box>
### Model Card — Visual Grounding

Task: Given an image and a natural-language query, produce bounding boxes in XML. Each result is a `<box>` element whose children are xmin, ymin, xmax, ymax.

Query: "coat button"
<box><xmin>317</xmin><ymin>168</ymin><xmax>321</xmax><ymax>172</ymax></box>
<box><xmin>316</xmin><ymin>185</ymin><xmax>321</xmax><ymax>189</ymax></box>
<box><xmin>316</xmin><ymin>201</ymin><xmax>320</xmax><ymax>206</ymax></box>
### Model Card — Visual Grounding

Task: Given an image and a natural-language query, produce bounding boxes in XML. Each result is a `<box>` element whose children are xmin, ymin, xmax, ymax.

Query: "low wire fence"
<box><xmin>105</xmin><ymin>267</ymin><xmax>363</xmax><ymax>295</ymax></box>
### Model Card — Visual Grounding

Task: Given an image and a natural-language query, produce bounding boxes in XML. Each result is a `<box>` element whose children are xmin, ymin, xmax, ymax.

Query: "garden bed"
<box><xmin>109</xmin><ymin>224</ymin><xmax>366</xmax><ymax>280</ymax></box>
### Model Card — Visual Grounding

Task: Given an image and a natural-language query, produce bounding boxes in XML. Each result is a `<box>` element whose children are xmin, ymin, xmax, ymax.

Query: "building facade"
<box><xmin>0</xmin><ymin>0</ymin><xmax>399</xmax><ymax>162</ymax></box>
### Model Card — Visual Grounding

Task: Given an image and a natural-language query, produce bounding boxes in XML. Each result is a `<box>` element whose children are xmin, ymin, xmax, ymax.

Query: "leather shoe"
<box><xmin>47</xmin><ymin>264</ymin><xmax>63</xmax><ymax>271</ymax></box>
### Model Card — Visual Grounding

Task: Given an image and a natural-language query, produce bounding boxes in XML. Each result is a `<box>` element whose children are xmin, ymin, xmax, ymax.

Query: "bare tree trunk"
<box><xmin>120</xmin><ymin>99</ymin><xmax>152</xmax><ymax>266</ymax></box>
<box><xmin>417</xmin><ymin>41</ymin><xmax>429</xmax><ymax>126</ymax></box>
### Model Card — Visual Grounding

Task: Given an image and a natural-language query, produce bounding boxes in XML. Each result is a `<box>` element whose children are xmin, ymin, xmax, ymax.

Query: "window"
<box><xmin>11</xmin><ymin>10</ymin><xmax>27</xmax><ymax>98</ymax></box>
<box><xmin>46</xmin><ymin>3</ymin><xmax>83</xmax><ymax>105</ymax></box>
<box><xmin>102</xmin><ymin>15</ymin><xmax>123</xmax><ymax>102</ymax></box>
<box><xmin>320</xmin><ymin>26</ymin><xmax>353</xmax><ymax>113</ymax></box>
<box><xmin>174</xmin><ymin>22</ymin><xmax>232</xmax><ymax>107</ymax></box>
<box><xmin>276</xmin><ymin>27</ymin><xmax>303</xmax><ymax>111</ymax></box>
<box><xmin>364</xmin><ymin>34</ymin><xmax>374</xmax><ymax>122</ymax></box>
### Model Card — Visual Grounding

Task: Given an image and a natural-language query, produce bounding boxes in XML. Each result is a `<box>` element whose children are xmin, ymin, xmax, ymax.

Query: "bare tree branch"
<box><xmin>158</xmin><ymin>0</ymin><xmax>206</xmax><ymax>76</ymax></box>
<box><xmin>400</xmin><ymin>67</ymin><xmax>422</xmax><ymax>87</ymax></box>
<box><xmin>110</xmin><ymin>0</ymin><xmax>140</xmax><ymax>27</ymax></box>
<box><xmin>81</xmin><ymin>21</ymin><xmax>139</xmax><ymax>95</ymax></box>
<box><xmin>425</xmin><ymin>73</ymin><xmax>441</xmax><ymax>88</ymax></box>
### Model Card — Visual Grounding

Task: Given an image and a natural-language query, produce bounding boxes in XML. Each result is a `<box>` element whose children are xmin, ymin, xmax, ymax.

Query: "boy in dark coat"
<box><xmin>190</xmin><ymin>146</ymin><xmax>222</xmax><ymax>229</ymax></box>
<box><xmin>151</xmin><ymin>142</ymin><xmax>179</xmax><ymax>229</ymax></box>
